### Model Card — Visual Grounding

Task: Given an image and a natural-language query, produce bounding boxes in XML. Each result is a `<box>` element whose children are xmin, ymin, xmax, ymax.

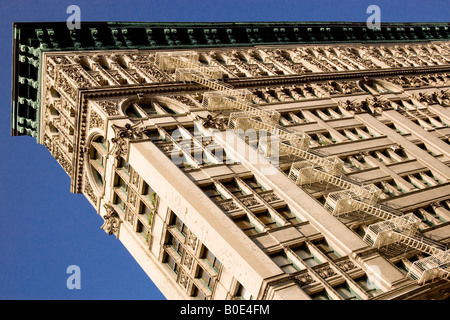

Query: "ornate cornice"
<box><xmin>11</xmin><ymin>21</ymin><xmax>450</xmax><ymax>139</ymax></box>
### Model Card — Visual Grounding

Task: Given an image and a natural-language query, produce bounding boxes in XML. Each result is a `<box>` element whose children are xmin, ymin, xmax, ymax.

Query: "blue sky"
<box><xmin>0</xmin><ymin>0</ymin><xmax>448</xmax><ymax>300</ymax></box>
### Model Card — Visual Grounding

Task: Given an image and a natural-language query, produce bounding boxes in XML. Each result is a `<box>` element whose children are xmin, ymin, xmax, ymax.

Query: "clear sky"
<box><xmin>0</xmin><ymin>0</ymin><xmax>448</xmax><ymax>300</ymax></box>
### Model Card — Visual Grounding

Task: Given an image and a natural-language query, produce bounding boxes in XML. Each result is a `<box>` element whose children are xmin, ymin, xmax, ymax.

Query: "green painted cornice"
<box><xmin>11</xmin><ymin>21</ymin><xmax>450</xmax><ymax>140</ymax></box>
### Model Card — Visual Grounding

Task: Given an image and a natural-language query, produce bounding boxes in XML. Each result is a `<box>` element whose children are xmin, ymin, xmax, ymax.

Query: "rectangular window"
<box><xmin>355</xmin><ymin>276</ymin><xmax>383</xmax><ymax>297</ymax></box>
<box><xmin>168</xmin><ymin>234</ymin><xmax>184</xmax><ymax>257</ymax></box>
<box><xmin>119</xmin><ymin>158</ymin><xmax>130</xmax><ymax>175</ymax></box>
<box><xmin>137</xmin><ymin>220</ymin><xmax>150</xmax><ymax>243</ymax></box>
<box><xmin>202</xmin><ymin>184</ymin><xmax>225</xmax><ymax>202</ymax></box>
<box><xmin>197</xmin><ymin>268</ymin><xmax>213</xmax><ymax>291</ymax></box>
<box><xmin>140</xmin><ymin>202</ymin><xmax>153</xmax><ymax>225</ymax></box>
<box><xmin>143</xmin><ymin>182</ymin><xmax>157</xmax><ymax>205</ymax></box>
<box><xmin>235</xmin><ymin>282</ymin><xmax>252</xmax><ymax>300</ymax></box>
<box><xmin>173</xmin><ymin>215</ymin><xmax>189</xmax><ymax>236</ymax></box>
<box><xmin>255</xmin><ymin>210</ymin><xmax>278</xmax><ymax>229</ymax></box>
<box><xmin>314</xmin><ymin>239</ymin><xmax>340</xmax><ymax>260</ymax></box>
<box><xmin>293</xmin><ymin>245</ymin><xmax>321</xmax><ymax>267</ymax></box>
<box><xmin>234</xmin><ymin>215</ymin><xmax>259</xmax><ymax>236</ymax></box>
<box><xmin>115</xmin><ymin>175</ymin><xmax>128</xmax><ymax>194</ymax></box>
<box><xmin>276</xmin><ymin>206</ymin><xmax>301</xmax><ymax>225</ymax></box>
<box><xmin>271</xmin><ymin>252</ymin><xmax>300</xmax><ymax>274</ymax></box>
<box><xmin>165</xmin><ymin>254</ymin><xmax>179</xmax><ymax>275</ymax></box>
<box><xmin>334</xmin><ymin>283</ymin><xmax>361</xmax><ymax>300</ymax></box>
<box><xmin>203</xmin><ymin>248</ymin><xmax>221</xmax><ymax>273</ymax></box>
<box><xmin>145</xmin><ymin>129</ymin><xmax>163</xmax><ymax>142</ymax></box>
<box><xmin>243</xmin><ymin>177</ymin><xmax>265</xmax><ymax>193</ymax></box>
<box><xmin>114</xmin><ymin>192</ymin><xmax>126</xmax><ymax>212</ymax></box>
<box><xmin>222</xmin><ymin>180</ymin><xmax>246</xmax><ymax>197</ymax></box>
<box><xmin>193</xmin><ymin>286</ymin><xmax>206</xmax><ymax>300</ymax></box>
<box><xmin>310</xmin><ymin>290</ymin><xmax>332</xmax><ymax>300</ymax></box>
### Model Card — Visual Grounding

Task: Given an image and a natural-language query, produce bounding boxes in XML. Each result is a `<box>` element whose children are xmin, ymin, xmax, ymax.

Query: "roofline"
<box><xmin>11</xmin><ymin>21</ymin><xmax>450</xmax><ymax>139</ymax></box>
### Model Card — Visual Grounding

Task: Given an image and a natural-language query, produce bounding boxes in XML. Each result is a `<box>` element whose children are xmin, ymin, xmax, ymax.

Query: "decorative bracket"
<box><xmin>100</xmin><ymin>203</ymin><xmax>122</xmax><ymax>237</ymax></box>
<box><xmin>110</xmin><ymin>122</ymin><xmax>151</xmax><ymax>160</ymax></box>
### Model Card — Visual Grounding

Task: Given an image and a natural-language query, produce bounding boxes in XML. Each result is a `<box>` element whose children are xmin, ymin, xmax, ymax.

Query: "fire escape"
<box><xmin>154</xmin><ymin>51</ymin><xmax>449</xmax><ymax>285</ymax></box>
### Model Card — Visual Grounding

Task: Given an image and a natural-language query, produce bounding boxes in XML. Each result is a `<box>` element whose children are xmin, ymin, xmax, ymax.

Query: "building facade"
<box><xmin>11</xmin><ymin>21</ymin><xmax>450</xmax><ymax>300</ymax></box>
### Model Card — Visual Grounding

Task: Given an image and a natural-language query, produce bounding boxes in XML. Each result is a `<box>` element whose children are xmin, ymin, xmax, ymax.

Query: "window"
<box><xmin>160</xmin><ymin>103</ymin><xmax>179</xmax><ymax>115</ymax></box>
<box><xmin>314</xmin><ymin>239</ymin><xmax>340</xmax><ymax>260</ymax></box>
<box><xmin>193</xmin><ymin>286</ymin><xmax>206</xmax><ymax>300</ymax></box>
<box><xmin>145</xmin><ymin>129</ymin><xmax>163</xmax><ymax>142</ymax></box>
<box><xmin>89</xmin><ymin>136</ymin><xmax>107</xmax><ymax>188</ymax></box>
<box><xmin>140</xmin><ymin>103</ymin><xmax>158</xmax><ymax>116</ymax></box>
<box><xmin>293</xmin><ymin>245</ymin><xmax>321</xmax><ymax>267</ymax></box>
<box><xmin>222</xmin><ymin>180</ymin><xmax>246</xmax><ymax>197</ymax></box>
<box><xmin>203</xmin><ymin>248</ymin><xmax>222</xmax><ymax>273</ymax></box>
<box><xmin>394</xmin><ymin>260</ymin><xmax>410</xmax><ymax>275</ymax></box>
<box><xmin>143</xmin><ymin>182</ymin><xmax>157</xmax><ymax>205</ymax></box>
<box><xmin>234</xmin><ymin>282</ymin><xmax>252</xmax><ymax>300</ymax></box>
<box><xmin>114</xmin><ymin>192</ymin><xmax>126</xmax><ymax>212</ymax></box>
<box><xmin>202</xmin><ymin>184</ymin><xmax>225</xmax><ymax>202</ymax></box>
<box><xmin>197</xmin><ymin>268</ymin><xmax>213</xmax><ymax>291</ymax></box>
<box><xmin>115</xmin><ymin>175</ymin><xmax>128</xmax><ymax>194</ymax></box>
<box><xmin>276</xmin><ymin>206</ymin><xmax>301</xmax><ymax>225</ymax></box>
<box><xmin>234</xmin><ymin>215</ymin><xmax>259</xmax><ymax>236</ymax></box>
<box><xmin>140</xmin><ymin>202</ymin><xmax>153</xmax><ymax>225</ymax></box>
<box><xmin>255</xmin><ymin>210</ymin><xmax>278</xmax><ymax>229</ymax></box>
<box><xmin>355</xmin><ymin>276</ymin><xmax>383</xmax><ymax>297</ymax></box>
<box><xmin>118</xmin><ymin>158</ymin><xmax>130</xmax><ymax>175</ymax></box>
<box><xmin>137</xmin><ymin>220</ymin><xmax>150</xmax><ymax>242</ymax></box>
<box><xmin>168</xmin><ymin>234</ymin><xmax>184</xmax><ymax>257</ymax></box>
<box><xmin>271</xmin><ymin>252</ymin><xmax>300</xmax><ymax>274</ymax></box>
<box><xmin>165</xmin><ymin>254</ymin><xmax>179</xmax><ymax>275</ymax></box>
<box><xmin>173</xmin><ymin>215</ymin><xmax>188</xmax><ymax>236</ymax></box>
<box><xmin>243</xmin><ymin>177</ymin><xmax>265</xmax><ymax>193</ymax></box>
<box><xmin>93</xmin><ymin>148</ymin><xmax>104</xmax><ymax>167</ymax></box>
<box><xmin>92</xmin><ymin>168</ymin><xmax>104</xmax><ymax>187</ymax></box>
<box><xmin>310</xmin><ymin>290</ymin><xmax>332</xmax><ymax>300</ymax></box>
<box><xmin>334</xmin><ymin>283</ymin><xmax>361</xmax><ymax>300</ymax></box>
<box><xmin>125</xmin><ymin>104</ymin><xmax>142</xmax><ymax>119</ymax></box>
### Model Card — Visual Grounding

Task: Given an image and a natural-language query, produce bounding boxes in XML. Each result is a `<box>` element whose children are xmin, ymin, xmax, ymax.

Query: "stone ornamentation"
<box><xmin>101</xmin><ymin>204</ymin><xmax>122</xmax><ymax>236</ymax></box>
<box><xmin>338</xmin><ymin>99</ymin><xmax>364</xmax><ymax>113</ymax></box>
<box><xmin>196</xmin><ymin>114</ymin><xmax>228</xmax><ymax>131</ymax></box>
<box><xmin>110</xmin><ymin>122</ymin><xmax>151</xmax><ymax>159</ymax></box>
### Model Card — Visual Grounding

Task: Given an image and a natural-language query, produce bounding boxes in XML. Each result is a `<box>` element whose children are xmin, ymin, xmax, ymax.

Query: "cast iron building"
<box><xmin>11</xmin><ymin>21</ymin><xmax>450</xmax><ymax>300</ymax></box>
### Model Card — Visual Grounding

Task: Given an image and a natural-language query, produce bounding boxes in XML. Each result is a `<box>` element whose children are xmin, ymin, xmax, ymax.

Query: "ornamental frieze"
<box><xmin>59</xmin><ymin>65</ymin><xmax>92</xmax><ymax>88</ymax></box>
<box><xmin>165</xmin><ymin>94</ymin><xmax>199</xmax><ymax>108</ymax></box>
<box><xmin>88</xmin><ymin>110</ymin><xmax>105</xmax><ymax>131</ymax></box>
<box><xmin>54</xmin><ymin>73</ymin><xmax>78</xmax><ymax>104</ymax></box>
<box><xmin>53</xmin><ymin>144</ymin><xmax>72</xmax><ymax>175</ymax></box>
<box><xmin>94</xmin><ymin>100</ymin><xmax>121</xmax><ymax>116</ymax></box>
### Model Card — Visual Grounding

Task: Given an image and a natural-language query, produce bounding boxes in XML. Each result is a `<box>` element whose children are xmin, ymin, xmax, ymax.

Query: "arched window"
<box><xmin>88</xmin><ymin>135</ymin><xmax>107</xmax><ymax>189</ymax></box>
<box><xmin>124</xmin><ymin>98</ymin><xmax>186</xmax><ymax>119</ymax></box>
<box><xmin>125</xmin><ymin>103</ymin><xmax>143</xmax><ymax>119</ymax></box>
